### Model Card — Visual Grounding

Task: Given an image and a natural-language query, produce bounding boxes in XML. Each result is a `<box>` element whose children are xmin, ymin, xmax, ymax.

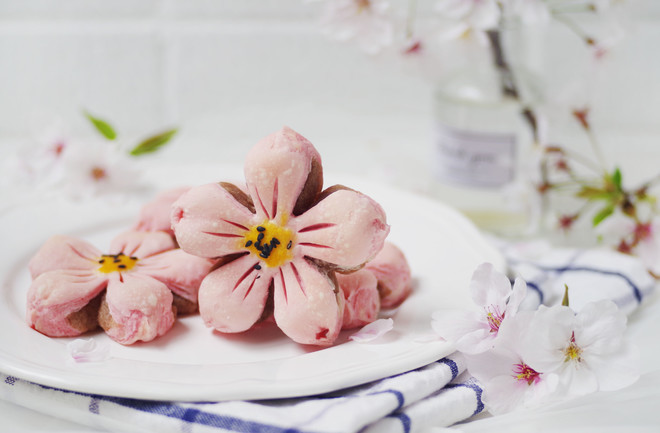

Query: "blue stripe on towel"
<box><xmin>533</xmin><ymin>264</ymin><xmax>644</xmax><ymax>303</ymax></box>
<box><xmin>387</xmin><ymin>412</ymin><xmax>411</xmax><ymax>433</ymax></box>
<box><xmin>102</xmin><ymin>398</ymin><xmax>318</xmax><ymax>433</ymax></box>
<box><xmin>368</xmin><ymin>390</ymin><xmax>405</xmax><ymax>411</ymax></box>
<box><xmin>446</xmin><ymin>380</ymin><xmax>484</xmax><ymax>417</ymax></box>
<box><xmin>32</xmin><ymin>383</ymin><xmax>319</xmax><ymax>433</ymax></box>
<box><xmin>437</xmin><ymin>358</ymin><xmax>459</xmax><ymax>381</ymax></box>
<box><xmin>525</xmin><ymin>281</ymin><xmax>544</xmax><ymax>304</ymax></box>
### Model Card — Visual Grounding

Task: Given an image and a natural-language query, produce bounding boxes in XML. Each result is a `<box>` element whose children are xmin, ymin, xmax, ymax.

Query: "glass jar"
<box><xmin>428</xmin><ymin>26</ymin><xmax>543</xmax><ymax>237</ymax></box>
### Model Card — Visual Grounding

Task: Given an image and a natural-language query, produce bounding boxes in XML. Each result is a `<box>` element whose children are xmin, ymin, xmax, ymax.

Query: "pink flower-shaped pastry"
<box><xmin>337</xmin><ymin>269</ymin><xmax>380</xmax><ymax>330</ymax></box>
<box><xmin>134</xmin><ymin>186</ymin><xmax>191</xmax><ymax>235</ymax></box>
<box><xmin>365</xmin><ymin>241</ymin><xmax>413</xmax><ymax>309</ymax></box>
<box><xmin>171</xmin><ymin>127</ymin><xmax>390</xmax><ymax>345</ymax></box>
<box><xmin>27</xmin><ymin>230</ymin><xmax>214</xmax><ymax>344</ymax></box>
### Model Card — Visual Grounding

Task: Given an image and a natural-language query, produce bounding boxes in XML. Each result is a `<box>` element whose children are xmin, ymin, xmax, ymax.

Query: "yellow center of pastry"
<box><xmin>242</xmin><ymin>218</ymin><xmax>295</xmax><ymax>268</ymax></box>
<box><xmin>97</xmin><ymin>253</ymin><xmax>138</xmax><ymax>274</ymax></box>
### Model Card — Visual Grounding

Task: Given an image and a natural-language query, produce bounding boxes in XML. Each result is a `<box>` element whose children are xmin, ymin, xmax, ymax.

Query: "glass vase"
<box><xmin>428</xmin><ymin>27</ymin><xmax>542</xmax><ymax>237</ymax></box>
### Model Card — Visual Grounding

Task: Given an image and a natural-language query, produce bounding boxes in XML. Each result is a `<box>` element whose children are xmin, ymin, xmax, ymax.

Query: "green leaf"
<box><xmin>562</xmin><ymin>284</ymin><xmax>570</xmax><ymax>307</ymax></box>
<box><xmin>576</xmin><ymin>186</ymin><xmax>611</xmax><ymax>201</ymax></box>
<box><xmin>129</xmin><ymin>128</ymin><xmax>178</xmax><ymax>156</ymax></box>
<box><xmin>612</xmin><ymin>167</ymin><xmax>622</xmax><ymax>190</ymax></box>
<box><xmin>592</xmin><ymin>205</ymin><xmax>614</xmax><ymax>227</ymax></box>
<box><xmin>84</xmin><ymin>111</ymin><xmax>117</xmax><ymax>140</ymax></box>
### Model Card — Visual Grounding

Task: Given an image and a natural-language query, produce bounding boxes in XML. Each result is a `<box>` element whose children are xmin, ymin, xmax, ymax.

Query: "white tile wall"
<box><xmin>0</xmin><ymin>0</ymin><xmax>658</xmax><ymax>170</ymax></box>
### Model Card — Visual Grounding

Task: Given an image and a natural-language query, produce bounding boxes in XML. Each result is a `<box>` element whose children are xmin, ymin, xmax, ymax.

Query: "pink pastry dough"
<box><xmin>26</xmin><ymin>231</ymin><xmax>213</xmax><ymax>344</ymax></box>
<box><xmin>172</xmin><ymin>126</ymin><xmax>390</xmax><ymax>345</ymax></box>
<box><xmin>337</xmin><ymin>269</ymin><xmax>380</xmax><ymax>329</ymax></box>
<box><xmin>365</xmin><ymin>242</ymin><xmax>413</xmax><ymax>309</ymax></box>
<box><xmin>134</xmin><ymin>187</ymin><xmax>191</xmax><ymax>234</ymax></box>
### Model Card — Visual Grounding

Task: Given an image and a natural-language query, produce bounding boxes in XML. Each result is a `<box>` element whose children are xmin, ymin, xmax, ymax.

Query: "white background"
<box><xmin>1</xmin><ymin>1</ymin><xmax>660</xmax><ymax>431</ymax></box>
<box><xmin>1</xmin><ymin>0</ymin><xmax>659</xmax><ymax>188</ymax></box>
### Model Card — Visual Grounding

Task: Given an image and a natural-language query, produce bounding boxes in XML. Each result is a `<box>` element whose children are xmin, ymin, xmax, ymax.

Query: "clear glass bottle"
<box><xmin>429</xmin><ymin>26</ymin><xmax>542</xmax><ymax>237</ymax></box>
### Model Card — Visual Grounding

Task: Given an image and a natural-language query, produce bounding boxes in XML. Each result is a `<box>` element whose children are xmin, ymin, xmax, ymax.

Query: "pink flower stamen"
<box><xmin>90</xmin><ymin>166</ymin><xmax>107</xmax><ymax>181</ymax></box>
<box><xmin>513</xmin><ymin>362</ymin><xmax>542</xmax><ymax>386</ymax></box>
<box><xmin>403</xmin><ymin>40</ymin><xmax>422</xmax><ymax>55</ymax></box>
<box><xmin>558</xmin><ymin>214</ymin><xmax>577</xmax><ymax>232</ymax></box>
<box><xmin>485</xmin><ymin>305</ymin><xmax>505</xmax><ymax>333</ymax></box>
<box><xmin>52</xmin><ymin>141</ymin><xmax>66</xmax><ymax>157</ymax></box>
<box><xmin>564</xmin><ymin>331</ymin><xmax>583</xmax><ymax>363</ymax></box>
<box><xmin>634</xmin><ymin>222</ymin><xmax>652</xmax><ymax>242</ymax></box>
<box><xmin>356</xmin><ymin>0</ymin><xmax>371</xmax><ymax>13</ymax></box>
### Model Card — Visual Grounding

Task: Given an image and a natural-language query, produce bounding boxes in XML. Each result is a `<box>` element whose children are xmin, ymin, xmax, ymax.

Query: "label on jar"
<box><xmin>434</xmin><ymin>124</ymin><xmax>516</xmax><ymax>188</ymax></box>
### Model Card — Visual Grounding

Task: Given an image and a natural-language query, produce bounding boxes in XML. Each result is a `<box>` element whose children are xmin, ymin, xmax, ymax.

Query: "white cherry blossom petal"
<box><xmin>575</xmin><ymin>300</ymin><xmax>626</xmax><ymax>354</ymax></box>
<box><xmin>469</xmin><ymin>262</ymin><xmax>512</xmax><ymax>308</ymax></box>
<box><xmin>67</xmin><ymin>338</ymin><xmax>111</xmax><ymax>363</ymax></box>
<box><xmin>586</xmin><ymin>341</ymin><xmax>640</xmax><ymax>392</ymax></box>
<box><xmin>320</xmin><ymin>0</ymin><xmax>394</xmax><ymax>55</ymax></box>
<box><xmin>433</xmin><ymin>263</ymin><xmax>526</xmax><ymax>354</ymax></box>
<box><xmin>350</xmin><ymin>318</ymin><xmax>394</xmax><ymax>343</ymax></box>
<box><xmin>432</xmin><ymin>309</ymin><xmax>490</xmax><ymax>353</ymax></box>
<box><xmin>505</xmin><ymin>277</ymin><xmax>528</xmax><ymax>315</ymax></box>
<box><xmin>524</xmin><ymin>302</ymin><xmax>639</xmax><ymax>396</ymax></box>
<box><xmin>466</xmin><ymin>313</ymin><xmax>560</xmax><ymax>414</ymax></box>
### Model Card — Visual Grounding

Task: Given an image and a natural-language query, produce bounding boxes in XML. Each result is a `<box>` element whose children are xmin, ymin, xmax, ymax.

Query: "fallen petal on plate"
<box><xmin>67</xmin><ymin>338</ymin><xmax>111</xmax><ymax>362</ymax></box>
<box><xmin>349</xmin><ymin>318</ymin><xmax>393</xmax><ymax>343</ymax></box>
<box><xmin>414</xmin><ymin>333</ymin><xmax>446</xmax><ymax>343</ymax></box>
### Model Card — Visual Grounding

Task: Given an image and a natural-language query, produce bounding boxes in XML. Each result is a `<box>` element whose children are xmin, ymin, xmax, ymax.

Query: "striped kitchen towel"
<box><xmin>500</xmin><ymin>240</ymin><xmax>656</xmax><ymax>314</ymax></box>
<box><xmin>0</xmin><ymin>354</ymin><xmax>479</xmax><ymax>433</ymax></box>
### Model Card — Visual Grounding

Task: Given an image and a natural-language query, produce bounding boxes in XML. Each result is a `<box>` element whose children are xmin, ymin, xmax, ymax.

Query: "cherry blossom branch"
<box><xmin>551</xmin><ymin>11</ymin><xmax>597</xmax><ymax>46</ymax></box>
<box><xmin>485</xmin><ymin>27</ymin><xmax>540</xmax><ymax>144</ymax></box>
<box><xmin>405</xmin><ymin>0</ymin><xmax>418</xmax><ymax>40</ymax></box>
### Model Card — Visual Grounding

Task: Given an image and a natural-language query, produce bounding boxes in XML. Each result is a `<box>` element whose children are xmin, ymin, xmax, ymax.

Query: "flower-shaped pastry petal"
<box><xmin>172</xmin><ymin>127</ymin><xmax>389</xmax><ymax>345</ymax></box>
<box><xmin>133</xmin><ymin>186</ymin><xmax>191</xmax><ymax>235</ymax></box>
<box><xmin>27</xmin><ymin>231</ymin><xmax>214</xmax><ymax>344</ymax></box>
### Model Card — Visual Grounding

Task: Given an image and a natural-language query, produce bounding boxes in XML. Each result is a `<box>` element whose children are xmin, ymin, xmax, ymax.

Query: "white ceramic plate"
<box><xmin>0</xmin><ymin>165</ymin><xmax>503</xmax><ymax>402</ymax></box>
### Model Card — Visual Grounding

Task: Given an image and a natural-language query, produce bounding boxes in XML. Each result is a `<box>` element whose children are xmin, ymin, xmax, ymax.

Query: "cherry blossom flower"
<box><xmin>465</xmin><ymin>311</ymin><xmax>559</xmax><ymax>414</ymax></box>
<box><xmin>171</xmin><ymin>127</ymin><xmax>389</xmax><ymax>345</ymax></box>
<box><xmin>594</xmin><ymin>211</ymin><xmax>660</xmax><ymax>275</ymax></box>
<box><xmin>434</xmin><ymin>0</ymin><xmax>500</xmax><ymax>43</ymax></box>
<box><xmin>27</xmin><ymin>230</ymin><xmax>214</xmax><ymax>345</ymax></box>
<box><xmin>594</xmin><ymin>210</ymin><xmax>635</xmax><ymax>245</ymax></box>
<box><xmin>1</xmin><ymin>123</ymin><xmax>71</xmax><ymax>195</ymax></box>
<box><xmin>630</xmin><ymin>218</ymin><xmax>660</xmax><ymax>275</ymax></box>
<box><xmin>432</xmin><ymin>262</ymin><xmax>527</xmax><ymax>354</ymax></box>
<box><xmin>55</xmin><ymin>140</ymin><xmax>142</xmax><ymax>199</ymax></box>
<box><xmin>523</xmin><ymin>300</ymin><xmax>640</xmax><ymax>396</ymax></box>
<box><xmin>319</xmin><ymin>0</ymin><xmax>395</xmax><ymax>55</ymax></box>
